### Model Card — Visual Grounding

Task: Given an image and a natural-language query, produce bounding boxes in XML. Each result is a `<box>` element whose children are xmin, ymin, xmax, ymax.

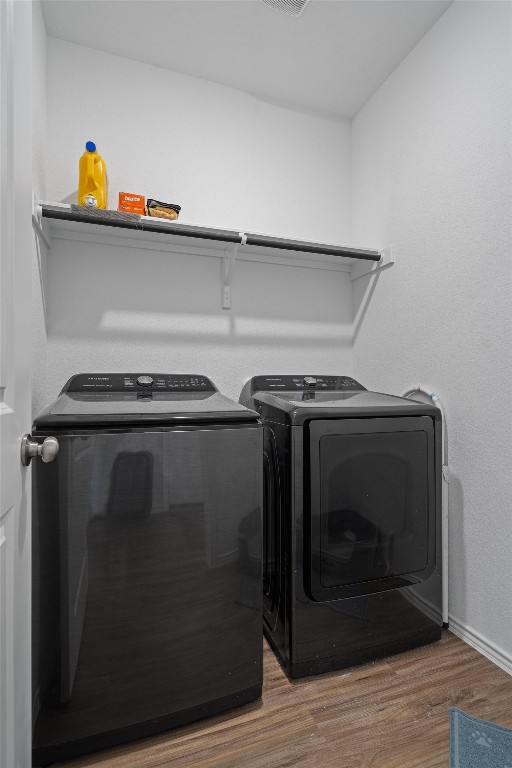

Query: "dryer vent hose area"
<box><xmin>402</xmin><ymin>386</ymin><xmax>447</xmax><ymax>464</ymax></box>
<box><xmin>402</xmin><ymin>385</ymin><xmax>449</xmax><ymax>626</ymax></box>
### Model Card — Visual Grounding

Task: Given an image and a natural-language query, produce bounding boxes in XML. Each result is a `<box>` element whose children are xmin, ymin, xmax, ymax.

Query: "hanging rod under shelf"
<box><xmin>39</xmin><ymin>203</ymin><xmax>382</xmax><ymax>262</ymax></box>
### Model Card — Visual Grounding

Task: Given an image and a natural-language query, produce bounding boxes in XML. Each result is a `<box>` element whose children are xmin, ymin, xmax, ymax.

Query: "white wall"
<box><xmin>46</xmin><ymin>38</ymin><xmax>350</xmax><ymax>243</ymax></box>
<box><xmin>32</xmin><ymin>0</ymin><xmax>48</xmax><ymax>418</ymax></box>
<box><xmin>351</xmin><ymin>1</ymin><xmax>512</xmax><ymax>669</ymax></box>
<box><xmin>42</xmin><ymin>38</ymin><xmax>353</xmax><ymax>402</ymax></box>
<box><xmin>32</xmin><ymin>2</ymin><xmax>47</xmax><ymax>203</ymax></box>
<box><xmin>45</xmin><ymin>240</ymin><xmax>353</xmax><ymax>401</ymax></box>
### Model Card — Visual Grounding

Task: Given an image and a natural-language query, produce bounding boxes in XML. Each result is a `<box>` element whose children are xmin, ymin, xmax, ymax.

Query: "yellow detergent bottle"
<box><xmin>78</xmin><ymin>141</ymin><xmax>108</xmax><ymax>209</ymax></box>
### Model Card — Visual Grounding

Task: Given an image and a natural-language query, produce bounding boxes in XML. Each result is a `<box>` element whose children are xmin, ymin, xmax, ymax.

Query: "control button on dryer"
<box><xmin>137</xmin><ymin>375</ymin><xmax>154</xmax><ymax>387</ymax></box>
<box><xmin>303</xmin><ymin>377</ymin><xmax>317</xmax><ymax>387</ymax></box>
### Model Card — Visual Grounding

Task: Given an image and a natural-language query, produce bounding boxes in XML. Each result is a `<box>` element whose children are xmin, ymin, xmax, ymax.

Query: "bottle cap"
<box><xmin>85</xmin><ymin>141</ymin><xmax>96</xmax><ymax>152</ymax></box>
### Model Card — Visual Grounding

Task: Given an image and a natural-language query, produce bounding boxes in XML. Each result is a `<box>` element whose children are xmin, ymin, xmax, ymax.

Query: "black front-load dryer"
<box><xmin>240</xmin><ymin>374</ymin><xmax>443</xmax><ymax>679</ymax></box>
<box><xmin>32</xmin><ymin>373</ymin><xmax>262</xmax><ymax>765</ymax></box>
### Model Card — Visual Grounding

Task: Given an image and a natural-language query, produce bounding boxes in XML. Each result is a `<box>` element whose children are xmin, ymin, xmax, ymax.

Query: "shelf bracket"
<box><xmin>32</xmin><ymin>193</ymin><xmax>52</xmax><ymax>250</ymax></box>
<box><xmin>223</xmin><ymin>232</ymin><xmax>247</xmax><ymax>309</ymax></box>
<box><xmin>350</xmin><ymin>244</ymin><xmax>394</xmax><ymax>282</ymax></box>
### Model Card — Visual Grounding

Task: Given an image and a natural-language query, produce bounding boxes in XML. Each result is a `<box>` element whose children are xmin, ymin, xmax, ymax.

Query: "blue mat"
<box><xmin>450</xmin><ymin>708</ymin><xmax>512</xmax><ymax>768</ymax></box>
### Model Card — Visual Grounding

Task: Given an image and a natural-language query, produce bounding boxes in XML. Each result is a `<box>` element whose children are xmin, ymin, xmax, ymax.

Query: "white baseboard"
<box><xmin>449</xmin><ymin>617</ymin><xmax>512</xmax><ymax>677</ymax></box>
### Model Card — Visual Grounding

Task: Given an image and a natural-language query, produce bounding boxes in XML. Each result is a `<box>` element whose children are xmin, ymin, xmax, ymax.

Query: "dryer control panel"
<box><xmin>251</xmin><ymin>375</ymin><xmax>366</xmax><ymax>392</ymax></box>
<box><xmin>63</xmin><ymin>373</ymin><xmax>216</xmax><ymax>393</ymax></box>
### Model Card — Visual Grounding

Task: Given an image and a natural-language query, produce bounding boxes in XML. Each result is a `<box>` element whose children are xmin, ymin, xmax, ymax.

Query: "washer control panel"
<box><xmin>64</xmin><ymin>373</ymin><xmax>215</xmax><ymax>393</ymax></box>
<box><xmin>252</xmin><ymin>375</ymin><xmax>365</xmax><ymax>392</ymax></box>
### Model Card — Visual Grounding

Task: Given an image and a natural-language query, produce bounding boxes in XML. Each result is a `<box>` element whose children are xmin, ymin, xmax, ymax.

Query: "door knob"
<box><xmin>21</xmin><ymin>434</ymin><xmax>59</xmax><ymax>466</ymax></box>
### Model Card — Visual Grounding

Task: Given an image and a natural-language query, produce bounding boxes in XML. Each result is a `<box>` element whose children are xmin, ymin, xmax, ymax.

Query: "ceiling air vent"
<box><xmin>261</xmin><ymin>0</ymin><xmax>311</xmax><ymax>17</ymax></box>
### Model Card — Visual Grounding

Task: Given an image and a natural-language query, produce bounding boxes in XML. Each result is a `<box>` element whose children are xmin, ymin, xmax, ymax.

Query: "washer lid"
<box><xmin>34</xmin><ymin>373</ymin><xmax>259</xmax><ymax>427</ymax></box>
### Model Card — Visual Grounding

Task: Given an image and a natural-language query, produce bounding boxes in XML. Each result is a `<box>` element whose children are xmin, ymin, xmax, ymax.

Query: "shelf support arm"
<box><xmin>350</xmin><ymin>244</ymin><xmax>394</xmax><ymax>282</ymax></box>
<box><xmin>32</xmin><ymin>194</ymin><xmax>52</xmax><ymax>250</ymax></box>
<box><xmin>223</xmin><ymin>232</ymin><xmax>247</xmax><ymax>309</ymax></box>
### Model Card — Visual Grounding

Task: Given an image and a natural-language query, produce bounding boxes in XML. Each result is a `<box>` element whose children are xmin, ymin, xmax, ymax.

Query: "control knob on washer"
<box><xmin>137</xmin><ymin>375</ymin><xmax>154</xmax><ymax>387</ymax></box>
<box><xmin>303</xmin><ymin>376</ymin><xmax>317</xmax><ymax>387</ymax></box>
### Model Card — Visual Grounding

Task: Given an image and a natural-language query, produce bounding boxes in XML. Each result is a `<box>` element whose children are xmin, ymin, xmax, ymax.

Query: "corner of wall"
<box><xmin>31</xmin><ymin>0</ymin><xmax>49</xmax><ymax>417</ymax></box>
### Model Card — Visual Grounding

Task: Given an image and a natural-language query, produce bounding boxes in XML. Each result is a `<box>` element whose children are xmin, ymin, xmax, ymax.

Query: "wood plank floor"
<box><xmin>56</xmin><ymin>632</ymin><xmax>512</xmax><ymax>768</ymax></box>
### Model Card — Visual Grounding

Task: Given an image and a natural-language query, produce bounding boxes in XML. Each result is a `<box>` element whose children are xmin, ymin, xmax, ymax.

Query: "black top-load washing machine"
<box><xmin>240</xmin><ymin>374</ymin><xmax>443</xmax><ymax>679</ymax></box>
<box><xmin>31</xmin><ymin>373</ymin><xmax>262</xmax><ymax>765</ymax></box>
